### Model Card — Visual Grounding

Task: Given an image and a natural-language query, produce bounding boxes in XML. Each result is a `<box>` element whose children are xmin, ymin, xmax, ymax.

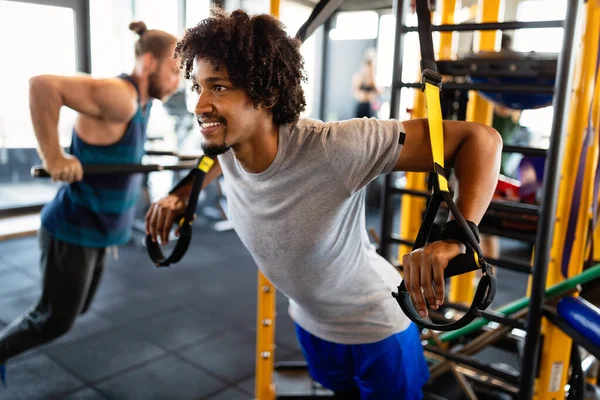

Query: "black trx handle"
<box><xmin>391</xmin><ymin>0</ymin><xmax>496</xmax><ymax>331</ymax></box>
<box><xmin>146</xmin><ymin>155</ymin><xmax>215</xmax><ymax>267</ymax></box>
<box><xmin>392</xmin><ymin>193</ymin><xmax>497</xmax><ymax>331</ymax></box>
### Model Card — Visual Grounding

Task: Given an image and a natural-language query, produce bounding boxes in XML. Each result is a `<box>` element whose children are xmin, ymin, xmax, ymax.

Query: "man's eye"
<box><xmin>214</xmin><ymin>85</ymin><xmax>226</xmax><ymax>92</ymax></box>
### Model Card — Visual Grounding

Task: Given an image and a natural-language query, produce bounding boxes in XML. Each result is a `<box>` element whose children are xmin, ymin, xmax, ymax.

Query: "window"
<box><xmin>281</xmin><ymin>0</ymin><xmax>317</xmax><ymax>118</ymax></box>
<box><xmin>513</xmin><ymin>0</ymin><xmax>566</xmax><ymax>53</ymax></box>
<box><xmin>133</xmin><ymin>0</ymin><xmax>180</xmax><ymax>36</ymax></box>
<box><xmin>240</xmin><ymin>0</ymin><xmax>269</xmax><ymax>15</ymax></box>
<box><xmin>0</xmin><ymin>0</ymin><xmax>82</xmax><ymax>210</ymax></box>
<box><xmin>90</xmin><ymin>0</ymin><xmax>135</xmax><ymax>77</ymax></box>
<box><xmin>512</xmin><ymin>0</ymin><xmax>567</xmax><ymax>149</ymax></box>
<box><xmin>0</xmin><ymin>1</ymin><xmax>77</xmax><ymax>149</ymax></box>
<box><xmin>132</xmin><ymin>0</ymin><xmax>182</xmax><ymax>150</ymax></box>
<box><xmin>329</xmin><ymin>11</ymin><xmax>379</xmax><ymax>41</ymax></box>
<box><xmin>186</xmin><ymin>0</ymin><xmax>210</xmax><ymax>29</ymax></box>
<box><xmin>375</xmin><ymin>12</ymin><xmax>422</xmax><ymax>121</ymax></box>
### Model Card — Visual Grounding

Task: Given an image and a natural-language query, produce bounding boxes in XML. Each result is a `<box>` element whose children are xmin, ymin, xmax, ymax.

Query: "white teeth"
<box><xmin>202</xmin><ymin>122</ymin><xmax>221</xmax><ymax>127</ymax></box>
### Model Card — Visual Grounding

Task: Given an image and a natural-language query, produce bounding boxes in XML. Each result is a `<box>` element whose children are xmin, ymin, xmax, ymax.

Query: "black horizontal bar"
<box><xmin>402</xmin><ymin>20</ymin><xmax>564</xmax><ymax>33</ymax></box>
<box><xmin>423</xmin><ymin>345</ymin><xmax>521</xmax><ymax>385</ymax></box>
<box><xmin>31</xmin><ymin>162</ymin><xmax>196</xmax><ymax>178</ymax></box>
<box><xmin>488</xmin><ymin>200</ymin><xmax>540</xmax><ymax>216</ymax></box>
<box><xmin>389</xmin><ymin>187</ymin><xmax>431</xmax><ymax>198</ymax></box>
<box><xmin>486</xmin><ymin>257</ymin><xmax>533</xmax><ymax>274</ymax></box>
<box><xmin>484</xmin><ymin>213</ymin><xmax>536</xmax><ymax>228</ymax></box>
<box><xmin>479</xmin><ymin>224</ymin><xmax>537</xmax><ymax>243</ymax></box>
<box><xmin>397</xmin><ymin>81</ymin><xmax>555</xmax><ymax>93</ymax></box>
<box><xmin>145</xmin><ymin>150</ymin><xmax>179</xmax><ymax>156</ymax></box>
<box><xmin>390</xmin><ymin>234</ymin><xmax>415</xmax><ymax>247</ymax></box>
<box><xmin>502</xmin><ymin>145</ymin><xmax>548</xmax><ymax>157</ymax></box>
<box><xmin>437</xmin><ymin>57</ymin><xmax>557</xmax><ymax>79</ymax></box>
<box><xmin>274</xmin><ymin>361</ymin><xmax>310</xmax><ymax>370</ymax></box>
<box><xmin>543</xmin><ymin>306</ymin><xmax>600</xmax><ymax>360</ymax></box>
<box><xmin>0</xmin><ymin>204</ymin><xmax>44</xmax><ymax>218</ymax></box>
<box><xmin>145</xmin><ymin>150</ymin><xmax>203</xmax><ymax>160</ymax></box>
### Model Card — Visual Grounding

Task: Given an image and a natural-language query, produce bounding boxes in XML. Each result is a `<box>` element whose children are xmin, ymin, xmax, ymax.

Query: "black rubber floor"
<box><xmin>0</xmin><ymin>210</ymin><xmax>531</xmax><ymax>399</ymax></box>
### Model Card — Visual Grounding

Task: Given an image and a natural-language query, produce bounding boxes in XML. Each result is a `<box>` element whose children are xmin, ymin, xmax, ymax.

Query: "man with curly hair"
<box><xmin>146</xmin><ymin>8</ymin><xmax>502</xmax><ymax>399</ymax></box>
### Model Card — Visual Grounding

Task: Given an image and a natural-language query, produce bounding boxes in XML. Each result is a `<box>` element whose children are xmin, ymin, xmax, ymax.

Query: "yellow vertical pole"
<box><xmin>437</xmin><ymin>0</ymin><xmax>457</xmax><ymax>61</ymax></box>
<box><xmin>255</xmin><ymin>3</ymin><xmax>280</xmax><ymax>399</ymax></box>
<box><xmin>449</xmin><ymin>0</ymin><xmax>501</xmax><ymax>306</ymax></box>
<box><xmin>398</xmin><ymin>0</ymin><xmax>457</xmax><ymax>263</ymax></box>
<box><xmin>270</xmin><ymin>0</ymin><xmax>280</xmax><ymax>16</ymax></box>
<box><xmin>466</xmin><ymin>0</ymin><xmax>502</xmax><ymax>124</ymax></box>
<box><xmin>534</xmin><ymin>2</ymin><xmax>600</xmax><ymax>399</ymax></box>
<box><xmin>256</xmin><ymin>273</ymin><xmax>277</xmax><ymax>400</ymax></box>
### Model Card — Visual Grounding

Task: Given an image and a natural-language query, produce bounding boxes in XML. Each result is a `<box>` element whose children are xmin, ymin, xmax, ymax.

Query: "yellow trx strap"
<box><xmin>424</xmin><ymin>80</ymin><xmax>449</xmax><ymax>192</ymax></box>
<box><xmin>392</xmin><ymin>0</ymin><xmax>496</xmax><ymax>332</ymax></box>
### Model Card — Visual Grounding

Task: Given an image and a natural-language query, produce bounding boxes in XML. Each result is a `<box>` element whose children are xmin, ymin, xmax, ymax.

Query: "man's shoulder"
<box><xmin>113</xmin><ymin>74</ymin><xmax>140</xmax><ymax>99</ymax></box>
<box><xmin>283</xmin><ymin>117</ymin><xmax>328</xmax><ymax>142</ymax></box>
<box><xmin>291</xmin><ymin>116</ymin><xmax>326</xmax><ymax>132</ymax></box>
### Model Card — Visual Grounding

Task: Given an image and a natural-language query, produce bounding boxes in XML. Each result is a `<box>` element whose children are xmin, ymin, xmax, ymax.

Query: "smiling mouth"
<box><xmin>200</xmin><ymin>121</ymin><xmax>222</xmax><ymax>128</ymax></box>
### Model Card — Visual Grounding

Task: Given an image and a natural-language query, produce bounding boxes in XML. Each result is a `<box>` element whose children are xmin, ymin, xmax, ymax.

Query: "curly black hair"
<box><xmin>175</xmin><ymin>7</ymin><xmax>307</xmax><ymax>125</ymax></box>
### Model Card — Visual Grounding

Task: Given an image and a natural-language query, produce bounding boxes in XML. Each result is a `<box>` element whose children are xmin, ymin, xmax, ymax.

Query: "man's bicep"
<box><xmin>393</xmin><ymin>119</ymin><xmax>469</xmax><ymax>172</ymax></box>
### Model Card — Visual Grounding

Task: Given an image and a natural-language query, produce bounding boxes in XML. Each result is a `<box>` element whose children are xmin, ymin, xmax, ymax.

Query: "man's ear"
<box><xmin>142</xmin><ymin>53</ymin><xmax>158</xmax><ymax>73</ymax></box>
<box><xmin>263</xmin><ymin>89</ymin><xmax>279</xmax><ymax>110</ymax></box>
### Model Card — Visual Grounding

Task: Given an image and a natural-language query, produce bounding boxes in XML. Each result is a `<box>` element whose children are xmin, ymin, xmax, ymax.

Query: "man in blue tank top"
<box><xmin>146</xmin><ymin>8</ymin><xmax>502</xmax><ymax>399</ymax></box>
<box><xmin>0</xmin><ymin>21</ymin><xmax>180</xmax><ymax>382</ymax></box>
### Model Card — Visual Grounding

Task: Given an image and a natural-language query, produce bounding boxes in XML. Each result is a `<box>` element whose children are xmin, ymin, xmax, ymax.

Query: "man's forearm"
<box><xmin>29</xmin><ymin>76</ymin><xmax>64</xmax><ymax>162</ymax></box>
<box><xmin>452</xmin><ymin>125</ymin><xmax>502</xmax><ymax>224</ymax></box>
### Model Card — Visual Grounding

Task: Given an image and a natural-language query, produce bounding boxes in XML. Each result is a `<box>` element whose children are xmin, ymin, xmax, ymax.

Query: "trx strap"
<box><xmin>391</xmin><ymin>0</ymin><xmax>496</xmax><ymax>331</ymax></box>
<box><xmin>146</xmin><ymin>155</ymin><xmax>215</xmax><ymax>267</ymax></box>
<box><xmin>295</xmin><ymin>0</ymin><xmax>343</xmax><ymax>43</ymax></box>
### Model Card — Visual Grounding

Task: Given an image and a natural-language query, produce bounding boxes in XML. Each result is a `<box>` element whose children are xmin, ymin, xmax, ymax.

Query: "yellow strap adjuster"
<box><xmin>198</xmin><ymin>156</ymin><xmax>215</xmax><ymax>173</ymax></box>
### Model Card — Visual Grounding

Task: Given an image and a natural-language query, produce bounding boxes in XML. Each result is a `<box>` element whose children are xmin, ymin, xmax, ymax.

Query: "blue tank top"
<box><xmin>40</xmin><ymin>74</ymin><xmax>152</xmax><ymax>248</ymax></box>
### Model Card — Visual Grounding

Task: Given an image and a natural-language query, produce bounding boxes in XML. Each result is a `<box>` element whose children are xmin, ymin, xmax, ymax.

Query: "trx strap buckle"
<box><xmin>422</xmin><ymin>69</ymin><xmax>443</xmax><ymax>89</ymax></box>
<box><xmin>146</xmin><ymin>155</ymin><xmax>215</xmax><ymax>267</ymax></box>
<box><xmin>391</xmin><ymin>0</ymin><xmax>496</xmax><ymax>332</ymax></box>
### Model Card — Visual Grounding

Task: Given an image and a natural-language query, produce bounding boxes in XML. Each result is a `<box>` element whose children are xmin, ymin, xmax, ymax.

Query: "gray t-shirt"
<box><xmin>218</xmin><ymin>117</ymin><xmax>410</xmax><ymax>344</ymax></box>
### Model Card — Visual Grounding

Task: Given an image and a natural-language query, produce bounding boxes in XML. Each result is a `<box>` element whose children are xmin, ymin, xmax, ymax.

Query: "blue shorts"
<box><xmin>294</xmin><ymin>322</ymin><xmax>430</xmax><ymax>399</ymax></box>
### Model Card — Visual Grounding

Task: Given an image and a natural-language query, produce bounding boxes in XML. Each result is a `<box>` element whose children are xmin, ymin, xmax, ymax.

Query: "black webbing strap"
<box><xmin>146</xmin><ymin>155</ymin><xmax>215</xmax><ymax>267</ymax></box>
<box><xmin>295</xmin><ymin>0</ymin><xmax>343</xmax><ymax>43</ymax></box>
<box><xmin>392</xmin><ymin>0</ymin><xmax>496</xmax><ymax>332</ymax></box>
<box><xmin>415</xmin><ymin>0</ymin><xmax>438</xmax><ymax>75</ymax></box>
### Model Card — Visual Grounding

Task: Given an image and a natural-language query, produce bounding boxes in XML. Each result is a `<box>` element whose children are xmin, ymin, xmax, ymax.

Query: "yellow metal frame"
<box><xmin>256</xmin><ymin>271</ymin><xmax>277</xmax><ymax>400</ymax></box>
<box><xmin>534</xmin><ymin>1</ymin><xmax>600</xmax><ymax>398</ymax></box>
